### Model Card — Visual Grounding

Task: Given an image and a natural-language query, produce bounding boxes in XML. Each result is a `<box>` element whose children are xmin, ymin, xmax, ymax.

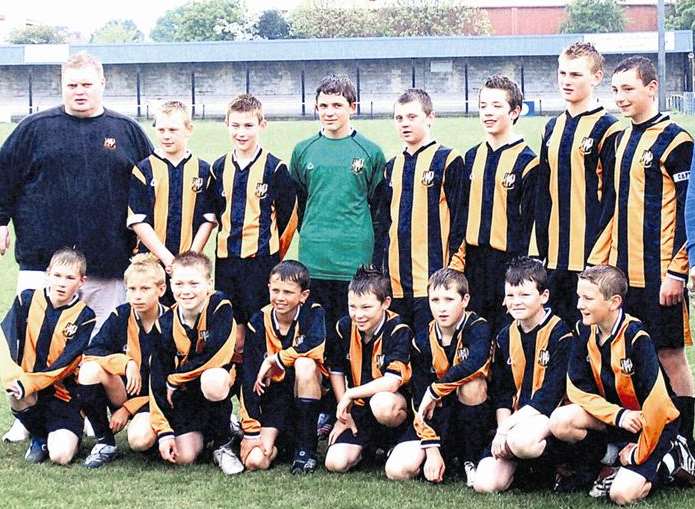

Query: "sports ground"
<box><xmin>0</xmin><ymin>116</ymin><xmax>694</xmax><ymax>508</ymax></box>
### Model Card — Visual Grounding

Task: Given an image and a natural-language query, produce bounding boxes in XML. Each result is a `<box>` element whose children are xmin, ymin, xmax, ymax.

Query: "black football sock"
<box><xmin>675</xmin><ymin>396</ymin><xmax>695</xmax><ymax>446</ymax></box>
<box><xmin>208</xmin><ymin>397</ymin><xmax>233</xmax><ymax>448</ymax></box>
<box><xmin>12</xmin><ymin>404</ymin><xmax>47</xmax><ymax>440</ymax></box>
<box><xmin>78</xmin><ymin>383</ymin><xmax>115</xmax><ymax>446</ymax></box>
<box><xmin>457</xmin><ymin>400</ymin><xmax>492</xmax><ymax>463</ymax></box>
<box><xmin>296</xmin><ymin>397</ymin><xmax>320</xmax><ymax>454</ymax></box>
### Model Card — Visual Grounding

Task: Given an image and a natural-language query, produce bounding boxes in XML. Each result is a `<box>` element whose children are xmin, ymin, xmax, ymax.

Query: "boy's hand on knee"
<box><xmin>417</xmin><ymin>390</ymin><xmax>439</xmax><ymax>421</ymax></box>
<box><xmin>491</xmin><ymin>431</ymin><xmax>512</xmax><ymax>459</ymax></box>
<box><xmin>660</xmin><ymin>277</ymin><xmax>684</xmax><ymax>306</ymax></box>
<box><xmin>423</xmin><ymin>448</ymin><xmax>445</xmax><ymax>483</ymax></box>
<box><xmin>125</xmin><ymin>360</ymin><xmax>142</xmax><ymax>396</ymax></box>
<box><xmin>159</xmin><ymin>436</ymin><xmax>178</xmax><ymax>463</ymax></box>
<box><xmin>619</xmin><ymin>442</ymin><xmax>637</xmax><ymax>466</ymax></box>
<box><xmin>109</xmin><ymin>407</ymin><xmax>130</xmax><ymax>433</ymax></box>
<box><xmin>336</xmin><ymin>392</ymin><xmax>354</xmax><ymax>423</ymax></box>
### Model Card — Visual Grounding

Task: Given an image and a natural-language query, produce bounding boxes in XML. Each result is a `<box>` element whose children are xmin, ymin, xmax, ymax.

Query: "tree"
<box><xmin>150</xmin><ymin>0</ymin><xmax>249</xmax><ymax>42</ymax></box>
<box><xmin>90</xmin><ymin>19</ymin><xmax>144</xmax><ymax>44</ymax></box>
<box><xmin>560</xmin><ymin>0</ymin><xmax>625</xmax><ymax>34</ymax></box>
<box><xmin>667</xmin><ymin>0</ymin><xmax>695</xmax><ymax>31</ymax></box>
<box><xmin>7</xmin><ymin>24</ymin><xmax>66</xmax><ymax>44</ymax></box>
<box><xmin>254</xmin><ymin>10</ymin><xmax>291</xmax><ymax>39</ymax></box>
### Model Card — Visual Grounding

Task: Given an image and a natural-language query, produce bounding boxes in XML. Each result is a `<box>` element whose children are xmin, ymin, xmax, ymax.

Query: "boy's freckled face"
<box><xmin>557</xmin><ymin>55</ymin><xmax>601</xmax><ymax>105</ymax></box>
<box><xmin>154</xmin><ymin>111</ymin><xmax>191</xmax><ymax>157</ymax></box>
<box><xmin>268</xmin><ymin>275</ymin><xmax>308</xmax><ymax>318</ymax></box>
<box><xmin>170</xmin><ymin>265</ymin><xmax>211</xmax><ymax>313</ymax></box>
<box><xmin>504</xmin><ymin>280</ymin><xmax>548</xmax><ymax>322</ymax></box>
<box><xmin>126</xmin><ymin>272</ymin><xmax>165</xmax><ymax>314</ymax></box>
<box><xmin>428</xmin><ymin>285</ymin><xmax>468</xmax><ymax>329</ymax></box>
<box><xmin>478</xmin><ymin>87</ymin><xmax>515</xmax><ymax>136</ymax></box>
<box><xmin>348</xmin><ymin>291</ymin><xmax>390</xmax><ymax>334</ymax></box>
<box><xmin>316</xmin><ymin>92</ymin><xmax>355</xmax><ymax>136</ymax></box>
<box><xmin>47</xmin><ymin>263</ymin><xmax>85</xmax><ymax>307</ymax></box>
<box><xmin>576</xmin><ymin>279</ymin><xmax>612</xmax><ymax>326</ymax></box>
<box><xmin>226</xmin><ymin>110</ymin><xmax>265</xmax><ymax>154</ymax></box>
<box><xmin>393</xmin><ymin>100</ymin><xmax>432</xmax><ymax>147</ymax></box>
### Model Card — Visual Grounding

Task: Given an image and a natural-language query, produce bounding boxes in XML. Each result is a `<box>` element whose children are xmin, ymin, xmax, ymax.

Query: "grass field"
<box><xmin>1</xmin><ymin>115</ymin><xmax>695</xmax><ymax>508</ymax></box>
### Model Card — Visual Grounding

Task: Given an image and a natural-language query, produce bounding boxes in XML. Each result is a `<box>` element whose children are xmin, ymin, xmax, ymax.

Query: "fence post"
<box><xmin>464</xmin><ymin>63</ymin><xmax>469</xmax><ymax>114</ymax></box>
<box><xmin>136</xmin><ymin>69</ymin><xmax>141</xmax><ymax>118</ymax></box>
<box><xmin>28</xmin><ymin>67</ymin><xmax>33</xmax><ymax>115</ymax></box>
<box><xmin>301</xmin><ymin>68</ymin><xmax>306</xmax><ymax>117</ymax></box>
<box><xmin>356</xmin><ymin>64</ymin><xmax>361</xmax><ymax>116</ymax></box>
<box><xmin>191</xmin><ymin>71</ymin><xmax>196</xmax><ymax>118</ymax></box>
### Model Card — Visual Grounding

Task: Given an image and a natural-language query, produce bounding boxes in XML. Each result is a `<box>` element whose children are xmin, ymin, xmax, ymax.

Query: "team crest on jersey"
<box><xmin>421</xmin><ymin>170</ymin><xmax>435</xmax><ymax>187</ymax></box>
<box><xmin>255</xmin><ymin>182</ymin><xmax>269</xmax><ymax>199</ymax></box>
<box><xmin>640</xmin><ymin>150</ymin><xmax>654</xmax><ymax>168</ymax></box>
<box><xmin>457</xmin><ymin>346</ymin><xmax>469</xmax><ymax>363</ymax></box>
<box><xmin>620</xmin><ymin>357</ymin><xmax>634</xmax><ymax>376</ymax></box>
<box><xmin>63</xmin><ymin>322</ymin><xmax>78</xmax><ymax>338</ymax></box>
<box><xmin>376</xmin><ymin>354</ymin><xmax>386</xmax><ymax>369</ymax></box>
<box><xmin>196</xmin><ymin>330</ymin><xmax>209</xmax><ymax>353</ymax></box>
<box><xmin>103</xmin><ymin>137</ymin><xmax>117</xmax><ymax>150</ymax></box>
<box><xmin>191</xmin><ymin>177</ymin><xmax>204</xmax><ymax>193</ymax></box>
<box><xmin>351</xmin><ymin>158</ymin><xmax>365</xmax><ymax>175</ymax></box>
<box><xmin>501</xmin><ymin>171</ymin><xmax>516</xmax><ymax>189</ymax></box>
<box><xmin>293</xmin><ymin>335</ymin><xmax>305</xmax><ymax>347</ymax></box>
<box><xmin>579</xmin><ymin>137</ymin><xmax>594</xmax><ymax>155</ymax></box>
<box><xmin>538</xmin><ymin>349</ymin><xmax>550</xmax><ymax>367</ymax></box>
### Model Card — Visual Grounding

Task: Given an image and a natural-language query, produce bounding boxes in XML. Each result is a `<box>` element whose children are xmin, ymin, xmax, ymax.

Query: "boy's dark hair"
<box><xmin>225</xmin><ymin>93</ymin><xmax>264</xmax><ymax>124</ymax></box>
<box><xmin>505</xmin><ymin>257</ymin><xmax>547</xmax><ymax>292</ymax></box>
<box><xmin>561</xmin><ymin>41</ymin><xmax>605</xmax><ymax>74</ymax></box>
<box><xmin>579</xmin><ymin>265</ymin><xmax>628</xmax><ymax>301</ymax></box>
<box><xmin>428</xmin><ymin>268</ymin><xmax>469</xmax><ymax>299</ymax></box>
<box><xmin>480</xmin><ymin>74</ymin><xmax>523</xmax><ymax>124</ymax></box>
<box><xmin>171</xmin><ymin>251</ymin><xmax>212</xmax><ymax>280</ymax></box>
<box><xmin>396</xmin><ymin>88</ymin><xmax>433</xmax><ymax>115</ymax></box>
<box><xmin>349</xmin><ymin>265</ymin><xmax>391</xmax><ymax>303</ymax></box>
<box><xmin>269</xmin><ymin>260</ymin><xmax>310</xmax><ymax>291</ymax></box>
<box><xmin>613</xmin><ymin>56</ymin><xmax>657</xmax><ymax>86</ymax></box>
<box><xmin>48</xmin><ymin>246</ymin><xmax>87</xmax><ymax>276</ymax></box>
<box><xmin>315</xmin><ymin>73</ymin><xmax>357</xmax><ymax>105</ymax></box>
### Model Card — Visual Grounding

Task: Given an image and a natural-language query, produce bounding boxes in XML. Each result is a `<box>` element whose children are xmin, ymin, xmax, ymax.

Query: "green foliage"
<box><xmin>667</xmin><ymin>0</ymin><xmax>695</xmax><ymax>31</ymax></box>
<box><xmin>254</xmin><ymin>10</ymin><xmax>291</xmax><ymax>40</ymax></box>
<box><xmin>560</xmin><ymin>0</ymin><xmax>625</xmax><ymax>34</ymax></box>
<box><xmin>90</xmin><ymin>19</ymin><xmax>144</xmax><ymax>44</ymax></box>
<box><xmin>7</xmin><ymin>24</ymin><xmax>66</xmax><ymax>44</ymax></box>
<box><xmin>150</xmin><ymin>0</ymin><xmax>248</xmax><ymax>42</ymax></box>
<box><xmin>289</xmin><ymin>0</ymin><xmax>490</xmax><ymax>39</ymax></box>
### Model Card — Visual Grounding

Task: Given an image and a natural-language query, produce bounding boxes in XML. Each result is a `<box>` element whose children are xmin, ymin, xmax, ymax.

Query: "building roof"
<box><xmin>0</xmin><ymin>31</ymin><xmax>691</xmax><ymax>66</ymax></box>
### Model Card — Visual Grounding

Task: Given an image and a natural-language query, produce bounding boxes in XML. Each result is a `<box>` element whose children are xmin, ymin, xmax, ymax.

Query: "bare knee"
<box><xmin>370</xmin><ymin>392</ymin><xmax>405</xmax><ymax>427</ymax></box>
<box><xmin>549</xmin><ymin>407</ymin><xmax>578</xmax><ymax>441</ymax></box>
<box><xmin>47</xmin><ymin>431</ymin><xmax>78</xmax><ymax>465</ymax></box>
<box><xmin>127</xmin><ymin>416</ymin><xmax>156</xmax><ymax>452</ymax></box>
<box><xmin>200</xmin><ymin>368</ymin><xmax>231</xmax><ymax>402</ymax></box>
<box><xmin>473</xmin><ymin>459</ymin><xmax>512</xmax><ymax>493</ymax></box>
<box><xmin>385</xmin><ymin>459</ymin><xmax>419</xmax><ymax>480</ymax></box>
<box><xmin>457</xmin><ymin>378</ymin><xmax>487</xmax><ymax>406</ymax></box>
<box><xmin>506</xmin><ymin>429</ymin><xmax>545</xmax><ymax>459</ymax></box>
<box><xmin>325</xmin><ymin>449</ymin><xmax>356</xmax><ymax>473</ymax></box>
<box><xmin>244</xmin><ymin>447</ymin><xmax>271</xmax><ymax>471</ymax></box>
<box><xmin>610</xmin><ymin>485</ymin><xmax>646</xmax><ymax>506</ymax></box>
<box><xmin>78</xmin><ymin>361</ymin><xmax>106</xmax><ymax>385</ymax></box>
<box><xmin>294</xmin><ymin>357</ymin><xmax>318</xmax><ymax>382</ymax></box>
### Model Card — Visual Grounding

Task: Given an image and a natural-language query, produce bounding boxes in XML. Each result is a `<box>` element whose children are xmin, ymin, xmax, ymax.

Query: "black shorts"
<box><xmin>332</xmin><ymin>399</ymin><xmax>407</xmax><ymax>449</ymax></box>
<box><xmin>258</xmin><ymin>372</ymin><xmax>296</xmax><ymax>432</ymax></box>
<box><xmin>42</xmin><ymin>395</ymin><xmax>84</xmax><ymax>438</ymax></box>
<box><xmin>624</xmin><ymin>286</ymin><xmax>691</xmax><ymax>349</ymax></box>
<box><xmin>547</xmin><ymin>268</ymin><xmax>580</xmax><ymax>328</ymax></box>
<box><xmin>464</xmin><ymin>245</ymin><xmax>514</xmax><ymax>334</ymax></box>
<box><xmin>215</xmin><ymin>254</ymin><xmax>279</xmax><ymax>324</ymax></box>
<box><xmin>169</xmin><ymin>385</ymin><xmax>231</xmax><ymax>440</ymax></box>
<box><xmin>390</xmin><ymin>296</ymin><xmax>431</xmax><ymax>337</ymax></box>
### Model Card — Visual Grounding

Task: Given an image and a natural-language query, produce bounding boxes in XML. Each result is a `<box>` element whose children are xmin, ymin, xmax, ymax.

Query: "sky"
<box><xmin>1</xmin><ymin>0</ymin><xmax>304</xmax><ymax>39</ymax></box>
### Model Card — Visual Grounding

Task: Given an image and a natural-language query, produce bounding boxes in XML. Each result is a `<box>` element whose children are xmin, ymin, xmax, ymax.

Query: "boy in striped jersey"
<box><xmin>589</xmin><ymin>56</ymin><xmax>695</xmax><ymax>446</ymax></box>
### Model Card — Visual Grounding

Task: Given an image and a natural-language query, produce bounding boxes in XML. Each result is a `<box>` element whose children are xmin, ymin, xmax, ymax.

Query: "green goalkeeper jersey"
<box><xmin>290</xmin><ymin>130</ymin><xmax>385</xmax><ymax>281</ymax></box>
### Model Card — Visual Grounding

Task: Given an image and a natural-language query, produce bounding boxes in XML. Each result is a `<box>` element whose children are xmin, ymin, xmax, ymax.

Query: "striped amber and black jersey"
<box><xmin>149</xmin><ymin>292</ymin><xmax>237</xmax><ymax>439</ymax></box>
<box><xmin>210</xmin><ymin>148</ymin><xmax>298</xmax><ymax>260</ymax></box>
<box><xmin>374</xmin><ymin>141</ymin><xmax>466</xmax><ymax>298</ymax></box>
<box><xmin>0</xmin><ymin>289</ymin><xmax>95</xmax><ymax>402</ymax></box>
<box><xmin>588</xmin><ymin>114</ymin><xmax>693</xmax><ymax>287</ymax></box>
<box><xmin>567</xmin><ymin>312</ymin><xmax>679</xmax><ymax>465</ymax></box>
<box><xmin>411</xmin><ymin>312</ymin><xmax>492</xmax><ymax>447</ymax></box>
<box><xmin>127</xmin><ymin>152</ymin><xmax>216</xmax><ymax>255</ymax></box>
<box><xmin>533</xmin><ymin>107</ymin><xmax>621</xmax><ymax>271</ymax></box>
<box><xmin>492</xmin><ymin>310</ymin><xmax>571</xmax><ymax>416</ymax></box>
<box><xmin>328</xmin><ymin>310</ymin><xmax>413</xmax><ymax>405</ymax></box>
<box><xmin>83</xmin><ymin>302</ymin><xmax>167</xmax><ymax>415</ymax></box>
<box><xmin>240</xmin><ymin>301</ymin><xmax>327</xmax><ymax>438</ymax></box>
<box><xmin>451</xmin><ymin>140</ymin><xmax>538</xmax><ymax>267</ymax></box>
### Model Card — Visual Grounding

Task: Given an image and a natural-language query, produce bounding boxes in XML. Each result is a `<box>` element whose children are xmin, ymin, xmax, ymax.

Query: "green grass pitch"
<box><xmin>0</xmin><ymin>115</ymin><xmax>695</xmax><ymax>508</ymax></box>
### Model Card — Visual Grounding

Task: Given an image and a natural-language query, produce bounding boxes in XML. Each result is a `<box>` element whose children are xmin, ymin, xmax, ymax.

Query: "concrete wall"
<box><xmin>0</xmin><ymin>52</ymin><xmax>689</xmax><ymax>119</ymax></box>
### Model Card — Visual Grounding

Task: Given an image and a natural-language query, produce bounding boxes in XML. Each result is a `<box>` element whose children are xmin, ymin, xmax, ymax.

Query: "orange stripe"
<box><xmin>490</xmin><ymin>143</ymin><xmax>525</xmax><ymax>251</ymax></box>
<box><xmin>411</xmin><ymin>145</ymin><xmax>437</xmax><ymax>296</ymax></box>
<box><xmin>216</xmin><ymin>154</ymin><xmax>235</xmax><ymax>258</ymax></box>
<box><xmin>546</xmin><ymin>114</ymin><xmax>566</xmax><ymax>270</ymax></box>
<box><xmin>47</xmin><ymin>301</ymin><xmax>87</xmax><ymax>366</ymax></box>
<box><xmin>240</xmin><ymin>152</ymin><xmax>269</xmax><ymax>258</ymax></box>
<box><xmin>465</xmin><ymin>144</ymin><xmax>487</xmax><ymax>246</ymax></box>
<box><xmin>427</xmin><ymin>322</ymin><xmax>450</xmax><ymax>379</ymax></box>
<box><xmin>586</xmin><ymin>327</ymin><xmax>606</xmax><ymax>396</ymax></box>
<box><xmin>611</xmin><ymin>322</ymin><xmax>640</xmax><ymax>410</ymax></box>
<box><xmin>22</xmin><ymin>291</ymin><xmax>47</xmax><ymax>372</ymax></box>
<box><xmin>508</xmin><ymin>323</ymin><xmax>525</xmax><ymax>410</ymax></box>
<box><xmin>127</xmin><ymin>308</ymin><xmax>142</xmax><ymax>369</ymax></box>
<box><xmin>178</xmin><ymin>157</ymin><xmax>200</xmax><ymax>252</ymax></box>
<box><xmin>531</xmin><ymin>316</ymin><xmax>559</xmax><ymax>395</ymax></box>
<box><xmin>439</xmin><ymin>150</ymin><xmax>458</xmax><ymax>265</ymax></box>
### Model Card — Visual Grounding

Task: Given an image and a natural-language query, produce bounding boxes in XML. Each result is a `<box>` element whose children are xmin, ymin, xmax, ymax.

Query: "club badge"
<box><xmin>421</xmin><ymin>170</ymin><xmax>435</xmax><ymax>187</ymax></box>
<box><xmin>620</xmin><ymin>357</ymin><xmax>634</xmax><ymax>376</ymax></box>
<box><xmin>579</xmin><ymin>136</ymin><xmax>594</xmax><ymax>155</ymax></box>
<box><xmin>640</xmin><ymin>149</ymin><xmax>654</xmax><ymax>168</ymax></box>
<box><xmin>293</xmin><ymin>335</ymin><xmax>305</xmax><ymax>347</ymax></box>
<box><xmin>63</xmin><ymin>322</ymin><xmax>78</xmax><ymax>338</ymax></box>
<box><xmin>351</xmin><ymin>158</ymin><xmax>364</xmax><ymax>175</ymax></box>
<box><xmin>255</xmin><ymin>182</ymin><xmax>268</xmax><ymax>199</ymax></box>
<box><xmin>196</xmin><ymin>330</ymin><xmax>209</xmax><ymax>353</ymax></box>
<box><xmin>538</xmin><ymin>349</ymin><xmax>550</xmax><ymax>367</ymax></box>
<box><xmin>103</xmin><ymin>137</ymin><xmax>117</xmax><ymax>150</ymax></box>
<box><xmin>376</xmin><ymin>354</ymin><xmax>386</xmax><ymax>369</ymax></box>
<box><xmin>457</xmin><ymin>346</ymin><xmax>469</xmax><ymax>363</ymax></box>
<box><xmin>191</xmin><ymin>177</ymin><xmax>204</xmax><ymax>193</ymax></box>
<box><xmin>501</xmin><ymin>171</ymin><xmax>516</xmax><ymax>189</ymax></box>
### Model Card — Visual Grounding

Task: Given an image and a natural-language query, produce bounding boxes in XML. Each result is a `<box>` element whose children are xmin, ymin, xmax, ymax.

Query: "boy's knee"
<box><xmin>175</xmin><ymin>447</ymin><xmax>199</xmax><ymax>465</ymax></box>
<box><xmin>385</xmin><ymin>459</ymin><xmax>418</xmax><ymax>480</ymax></box>
<box><xmin>370</xmin><ymin>393</ymin><xmax>405</xmax><ymax>427</ymax></box>
<box><xmin>325</xmin><ymin>452</ymin><xmax>353</xmax><ymax>473</ymax></box>
<box><xmin>48</xmin><ymin>445</ymin><xmax>77</xmax><ymax>465</ymax></box>
<box><xmin>244</xmin><ymin>447</ymin><xmax>271</xmax><ymax>471</ymax></box>
<box><xmin>506</xmin><ymin>429</ymin><xmax>545</xmax><ymax>459</ymax></box>
<box><xmin>457</xmin><ymin>378</ymin><xmax>488</xmax><ymax>406</ymax></box>
<box><xmin>128</xmin><ymin>426</ymin><xmax>156</xmax><ymax>452</ymax></box>
<box><xmin>610</xmin><ymin>485</ymin><xmax>645</xmax><ymax>506</ymax></box>
<box><xmin>294</xmin><ymin>357</ymin><xmax>318</xmax><ymax>382</ymax></box>
<box><xmin>200</xmin><ymin>369</ymin><xmax>231</xmax><ymax>402</ymax></box>
<box><xmin>548</xmin><ymin>409</ymin><xmax>573</xmax><ymax>440</ymax></box>
<box><xmin>78</xmin><ymin>361</ymin><xmax>105</xmax><ymax>384</ymax></box>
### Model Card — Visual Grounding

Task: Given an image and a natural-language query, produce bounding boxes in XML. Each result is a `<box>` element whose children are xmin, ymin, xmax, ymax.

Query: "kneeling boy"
<box><xmin>549</xmin><ymin>265</ymin><xmax>695</xmax><ymax>504</ymax></box>
<box><xmin>324</xmin><ymin>266</ymin><xmax>412</xmax><ymax>473</ymax></box>
<box><xmin>78</xmin><ymin>254</ymin><xmax>166</xmax><ymax>467</ymax></box>
<box><xmin>385</xmin><ymin>268</ymin><xmax>492</xmax><ymax>485</ymax></box>
<box><xmin>474</xmin><ymin>257</ymin><xmax>571</xmax><ymax>493</ymax></box>
<box><xmin>0</xmin><ymin>247</ymin><xmax>96</xmax><ymax>465</ymax></box>
<box><xmin>149</xmin><ymin>251</ymin><xmax>242</xmax><ymax>474</ymax></box>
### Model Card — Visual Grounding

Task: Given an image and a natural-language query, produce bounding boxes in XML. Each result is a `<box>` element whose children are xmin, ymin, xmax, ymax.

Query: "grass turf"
<box><xmin>1</xmin><ymin>115</ymin><xmax>695</xmax><ymax>508</ymax></box>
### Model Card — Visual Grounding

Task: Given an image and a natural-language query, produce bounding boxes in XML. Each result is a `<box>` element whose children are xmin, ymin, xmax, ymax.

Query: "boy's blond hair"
<box><xmin>171</xmin><ymin>251</ymin><xmax>213</xmax><ymax>280</ymax></box>
<box><xmin>62</xmin><ymin>51</ymin><xmax>104</xmax><ymax>79</ymax></box>
<box><xmin>560</xmin><ymin>41</ymin><xmax>605</xmax><ymax>75</ymax></box>
<box><xmin>48</xmin><ymin>247</ymin><xmax>87</xmax><ymax>276</ymax></box>
<box><xmin>124</xmin><ymin>253</ymin><xmax>166</xmax><ymax>286</ymax></box>
<box><xmin>153</xmin><ymin>100</ymin><xmax>192</xmax><ymax>129</ymax></box>
<box><xmin>579</xmin><ymin>265</ymin><xmax>627</xmax><ymax>301</ymax></box>
<box><xmin>225</xmin><ymin>94</ymin><xmax>264</xmax><ymax>124</ymax></box>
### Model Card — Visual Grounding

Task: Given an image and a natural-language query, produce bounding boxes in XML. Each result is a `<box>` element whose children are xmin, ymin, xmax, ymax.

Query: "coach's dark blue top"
<box><xmin>0</xmin><ymin>106</ymin><xmax>153</xmax><ymax>277</ymax></box>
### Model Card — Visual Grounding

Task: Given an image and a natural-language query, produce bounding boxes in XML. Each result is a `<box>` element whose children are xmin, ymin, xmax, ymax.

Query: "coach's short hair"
<box><xmin>315</xmin><ymin>73</ymin><xmax>357</xmax><ymax>105</ymax></box>
<box><xmin>480</xmin><ymin>74</ymin><xmax>523</xmax><ymax>124</ymax></box>
<box><xmin>269</xmin><ymin>260</ymin><xmax>310</xmax><ymax>291</ymax></box>
<box><xmin>505</xmin><ymin>257</ymin><xmax>547</xmax><ymax>293</ymax></box>
<box><xmin>154</xmin><ymin>100</ymin><xmax>192</xmax><ymax>129</ymax></box>
<box><xmin>62</xmin><ymin>51</ymin><xmax>104</xmax><ymax>80</ymax></box>
<box><xmin>560</xmin><ymin>41</ymin><xmax>604</xmax><ymax>74</ymax></box>
<box><xmin>225</xmin><ymin>94</ymin><xmax>264</xmax><ymax>124</ymax></box>
<box><xmin>579</xmin><ymin>265</ymin><xmax>628</xmax><ymax>301</ymax></box>
<box><xmin>396</xmin><ymin>88</ymin><xmax>433</xmax><ymax>115</ymax></box>
<box><xmin>125</xmin><ymin>253</ymin><xmax>166</xmax><ymax>286</ymax></box>
<box><xmin>613</xmin><ymin>56</ymin><xmax>657</xmax><ymax>86</ymax></box>
<box><xmin>48</xmin><ymin>247</ymin><xmax>87</xmax><ymax>276</ymax></box>
<box><xmin>349</xmin><ymin>265</ymin><xmax>391</xmax><ymax>303</ymax></box>
<box><xmin>428</xmin><ymin>268</ymin><xmax>469</xmax><ymax>299</ymax></box>
<box><xmin>171</xmin><ymin>251</ymin><xmax>212</xmax><ymax>280</ymax></box>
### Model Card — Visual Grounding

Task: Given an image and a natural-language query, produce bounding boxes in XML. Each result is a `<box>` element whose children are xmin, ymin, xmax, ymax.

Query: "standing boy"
<box><xmin>77</xmin><ymin>254</ymin><xmax>166</xmax><ymax>468</ymax></box>
<box><xmin>452</xmin><ymin>75</ymin><xmax>538</xmax><ymax>332</ymax></box>
<box><xmin>239</xmin><ymin>260</ymin><xmax>327</xmax><ymax>474</ymax></box>
<box><xmin>0</xmin><ymin>248</ymin><xmax>96</xmax><ymax>465</ymax></box>
<box><xmin>588</xmin><ymin>56</ymin><xmax>695</xmax><ymax>446</ymax></box>
<box><xmin>375</xmin><ymin>89</ymin><xmax>465</xmax><ymax>337</ymax></box>
<box><xmin>533</xmin><ymin>42</ymin><xmax>621</xmax><ymax>326</ymax></box>
<box><xmin>149</xmin><ymin>252</ymin><xmax>242</xmax><ymax>474</ymax></box>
